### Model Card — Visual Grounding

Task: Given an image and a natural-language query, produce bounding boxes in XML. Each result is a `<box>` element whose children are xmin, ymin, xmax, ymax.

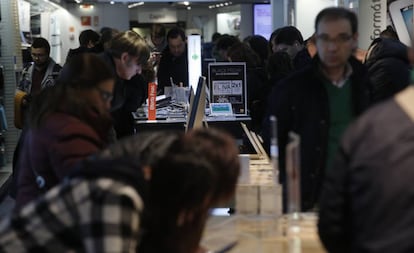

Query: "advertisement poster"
<box><xmin>254</xmin><ymin>4</ymin><xmax>272</xmax><ymax>40</ymax></box>
<box><xmin>208</xmin><ymin>63</ymin><xmax>247</xmax><ymax>115</ymax></box>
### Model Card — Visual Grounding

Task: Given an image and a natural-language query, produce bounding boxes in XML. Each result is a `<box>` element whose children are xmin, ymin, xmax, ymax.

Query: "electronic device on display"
<box><xmin>389</xmin><ymin>0</ymin><xmax>413</xmax><ymax>46</ymax></box>
<box><xmin>185</xmin><ymin>76</ymin><xmax>207</xmax><ymax>131</ymax></box>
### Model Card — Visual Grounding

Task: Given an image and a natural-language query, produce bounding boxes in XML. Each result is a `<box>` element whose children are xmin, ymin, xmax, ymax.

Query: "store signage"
<box><xmin>358</xmin><ymin>0</ymin><xmax>387</xmax><ymax>49</ymax></box>
<box><xmin>137</xmin><ymin>8</ymin><xmax>177</xmax><ymax>23</ymax></box>
<box><xmin>208</xmin><ymin>63</ymin><xmax>247</xmax><ymax>115</ymax></box>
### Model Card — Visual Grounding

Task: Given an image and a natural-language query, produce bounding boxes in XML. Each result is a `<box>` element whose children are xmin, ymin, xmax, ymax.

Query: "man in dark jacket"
<box><xmin>318</xmin><ymin>86</ymin><xmax>414</xmax><ymax>253</ymax></box>
<box><xmin>263</xmin><ymin>7</ymin><xmax>371</xmax><ymax>212</ymax></box>
<box><xmin>271</xmin><ymin>26</ymin><xmax>312</xmax><ymax>71</ymax></box>
<box><xmin>157</xmin><ymin>27</ymin><xmax>188</xmax><ymax>94</ymax></box>
<box><xmin>66</xmin><ymin>29</ymin><xmax>100</xmax><ymax>62</ymax></box>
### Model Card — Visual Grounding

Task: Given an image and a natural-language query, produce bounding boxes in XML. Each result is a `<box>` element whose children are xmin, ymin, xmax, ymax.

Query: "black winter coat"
<box><xmin>263</xmin><ymin>56</ymin><xmax>371</xmax><ymax>211</ymax></box>
<box><xmin>365</xmin><ymin>37</ymin><xmax>411</xmax><ymax>103</ymax></box>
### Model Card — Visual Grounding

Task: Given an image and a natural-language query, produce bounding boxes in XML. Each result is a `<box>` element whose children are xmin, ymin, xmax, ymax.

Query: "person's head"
<box><xmin>380</xmin><ymin>25</ymin><xmax>399</xmax><ymax>40</ymax></box>
<box><xmin>30</xmin><ymin>54</ymin><xmax>115</xmax><ymax>128</ymax></box>
<box><xmin>314</xmin><ymin>7</ymin><xmax>358</xmax><ymax>70</ymax></box>
<box><xmin>150</xmin><ymin>24</ymin><xmax>166</xmax><ymax>48</ymax></box>
<box><xmin>129</xmin><ymin>128</ymin><xmax>239</xmax><ymax>252</ymax></box>
<box><xmin>211</xmin><ymin>32</ymin><xmax>222</xmax><ymax>43</ymax></box>
<box><xmin>166</xmin><ymin>27</ymin><xmax>186</xmax><ymax>57</ymax></box>
<box><xmin>227</xmin><ymin>41</ymin><xmax>261</xmax><ymax>68</ymax></box>
<box><xmin>31</xmin><ymin>37</ymin><xmax>51</xmax><ymax>68</ymax></box>
<box><xmin>109</xmin><ymin>31</ymin><xmax>150</xmax><ymax>80</ymax></box>
<box><xmin>272</xmin><ymin>26</ymin><xmax>304</xmax><ymax>59</ymax></box>
<box><xmin>99</xmin><ymin>27</ymin><xmax>119</xmax><ymax>51</ymax></box>
<box><xmin>243</xmin><ymin>35</ymin><xmax>269</xmax><ymax>66</ymax></box>
<box><xmin>267</xmin><ymin>51</ymin><xmax>294</xmax><ymax>80</ymax></box>
<box><xmin>79</xmin><ymin>29</ymin><xmax>100</xmax><ymax>48</ymax></box>
<box><xmin>215</xmin><ymin>34</ymin><xmax>240</xmax><ymax>61</ymax></box>
<box><xmin>269</xmin><ymin>28</ymin><xmax>282</xmax><ymax>54</ymax></box>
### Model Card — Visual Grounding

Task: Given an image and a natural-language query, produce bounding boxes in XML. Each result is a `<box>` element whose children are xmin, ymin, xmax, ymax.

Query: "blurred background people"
<box><xmin>94</xmin><ymin>27</ymin><xmax>120</xmax><ymax>53</ymax></box>
<box><xmin>157</xmin><ymin>27</ymin><xmax>188</xmax><ymax>94</ymax></box>
<box><xmin>243</xmin><ymin>35</ymin><xmax>270</xmax><ymax>68</ymax></box>
<box><xmin>146</xmin><ymin>23</ymin><xmax>167</xmax><ymax>53</ymax></box>
<box><xmin>227</xmin><ymin>41</ymin><xmax>268</xmax><ymax>132</ymax></box>
<box><xmin>271</xmin><ymin>26</ymin><xmax>312</xmax><ymax>70</ymax></box>
<box><xmin>214</xmin><ymin>34</ymin><xmax>239</xmax><ymax>62</ymax></box>
<box><xmin>11</xmin><ymin>37</ymin><xmax>62</xmax><ymax>199</ymax></box>
<box><xmin>266</xmin><ymin>51</ymin><xmax>294</xmax><ymax>87</ymax></box>
<box><xmin>14</xmin><ymin>54</ymin><xmax>115</xmax><ymax>210</ymax></box>
<box><xmin>364</xmin><ymin>37</ymin><xmax>411</xmax><ymax>104</ymax></box>
<box><xmin>66</xmin><ymin>29</ymin><xmax>100</xmax><ymax>62</ymax></box>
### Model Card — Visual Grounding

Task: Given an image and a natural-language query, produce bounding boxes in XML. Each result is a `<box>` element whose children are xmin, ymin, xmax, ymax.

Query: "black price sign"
<box><xmin>208</xmin><ymin>63</ymin><xmax>247</xmax><ymax>115</ymax></box>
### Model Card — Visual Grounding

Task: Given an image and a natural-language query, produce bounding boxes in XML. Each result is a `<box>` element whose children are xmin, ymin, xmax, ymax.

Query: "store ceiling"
<box><xmin>27</xmin><ymin>0</ymin><xmax>270</xmax><ymax>16</ymax></box>
<box><xmin>62</xmin><ymin>0</ymin><xmax>270</xmax><ymax>5</ymax></box>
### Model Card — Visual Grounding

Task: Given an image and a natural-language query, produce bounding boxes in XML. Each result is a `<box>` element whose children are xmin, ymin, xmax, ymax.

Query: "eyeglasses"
<box><xmin>315</xmin><ymin>34</ymin><xmax>353</xmax><ymax>45</ymax></box>
<box><xmin>95</xmin><ymin>87</ymin><xmax>113</xmax><ymax>102</ymax></box>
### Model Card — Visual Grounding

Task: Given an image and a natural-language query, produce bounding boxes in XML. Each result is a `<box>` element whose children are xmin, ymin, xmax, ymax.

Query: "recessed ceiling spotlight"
<box><xmin>183</xmin><ymin>1</ymin><xmax>189</xmax><ymax>6</ymax></box>
<box><xmin>216</xmin><ymin>4</ymin><xmax>220</xmax><ymax>7</ymax></box>
<box><xmin>187</xmin><ymin>6</ymin><xmax>191</xmax><ymax>10</ymax></box>
<box><xmin>224</xmin><ymin>2</ymin><xmax>229</xmax><ymax>5</ymax></box>
<box><xmin>110</xmin><ymin>1</ymin><xmax>114</xmax><ymax>4</ymax></box>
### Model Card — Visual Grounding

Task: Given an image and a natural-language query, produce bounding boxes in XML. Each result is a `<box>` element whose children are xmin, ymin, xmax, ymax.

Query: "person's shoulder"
<box><xmin>342</xmin><ymin>97</ymin><xmax>402</xmax><ymax>147</ymax></box>
<box><xmin>278</xmin><ymin>63</ymin><xmax>314</xmax><ymax>88</ymax></box>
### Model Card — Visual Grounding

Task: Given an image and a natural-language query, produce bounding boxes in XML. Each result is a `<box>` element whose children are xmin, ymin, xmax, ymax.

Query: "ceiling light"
<box><xmin>110</xmin><ymin>1</ymin><xmax>114</xmax><ymax>4</ymax></box>
<box><xmin>80</xmin><ymin>4</ymin><xmax>93</xmax><ymax>9</ymax></box>
<box><xmin>183</xmin><ymin>1</ymin><xmax>189</xmax><ymax>6</ymax></box>
<box><xmin>128</xmin><ymin>2</ymin><xmax>144</xmax><ymax>8</ymax></box>
<box><xmin>187</xmin><ymin>6</ymin><xmax>191</xmax><ymax>10</ymax></box>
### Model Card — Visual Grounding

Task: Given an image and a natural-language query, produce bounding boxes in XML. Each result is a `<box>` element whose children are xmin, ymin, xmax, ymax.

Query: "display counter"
<box><xmin>133</xmin><ymin>111</ymin><xmax>252</xmax><ymax>141</ymax></box>
<box><xmin>202</xmin><ymin>157</ymin><xmax>326</xmax><ymax>253</ymax></box>
<box><xmin>202</xmin><ymin>213</ymin><xmax>325</xmax><ymax>253</ymax></box>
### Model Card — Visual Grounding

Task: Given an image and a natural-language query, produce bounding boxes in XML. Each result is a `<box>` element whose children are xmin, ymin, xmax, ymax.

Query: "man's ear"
<box><xmin>352</xmin><ymin>32</ymin><xmax>359</xmax><ymax>50</ymax></box>
<box><xmin>120</xmin><ymin>52</ymin><xmax>129</xmax><ymax>64</ymax></box>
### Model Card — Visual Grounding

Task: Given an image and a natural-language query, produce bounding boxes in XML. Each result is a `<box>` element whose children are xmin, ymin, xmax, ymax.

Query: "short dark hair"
<box><xmin>215</xmin><ymin>35</ymin><xmax>239</xmax><ymax>51</ymax></box>
<box><xmin>315</xmin><ymin>7</ymin><xmax>358</xmax><ymax>35</ymax></box>
<box><xmin>273</xmin><ymin>26</ymin><xmax>304</xmax><ymax>46</ymax></box>
<box><xmin>79</xmin><ymin>29</ymin><xmax>100</xmax><ymax>46</ymax></box>
<box><xmin>166</xmin><ymin>27</ymin><xmax>186</xmax><ymax>41</ymax></box>
<box><xmin>31</xmin><ymin>37</ymin><xmax>50</xmax><ymax>55</ymax></box>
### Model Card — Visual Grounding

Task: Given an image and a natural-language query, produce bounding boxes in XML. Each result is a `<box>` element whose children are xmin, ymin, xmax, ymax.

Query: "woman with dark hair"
<box><xmin>0</xmin><ymin>129</ymin><xmax>240</xmax><ymax>253</ymax></box>
<box><xmin>14</xmin><ymin>53</ymin><xmax>115</xmax><ymax>209</ymax></box>
<box><xmin>137</xmin><ymin>129</ymin><xmax>240</xmax><ymax>253</ymax></box>
<box><xmin>227</xmin><ymin>41</ymin><xmax>268</xmax><ymax>132</ymax></box>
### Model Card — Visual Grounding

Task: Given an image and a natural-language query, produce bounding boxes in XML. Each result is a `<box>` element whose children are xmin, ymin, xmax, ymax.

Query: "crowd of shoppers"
<box><xmin>2</xmin><ymin>5</ymin><xmax>414</xmax><ymax>252</ymax></box>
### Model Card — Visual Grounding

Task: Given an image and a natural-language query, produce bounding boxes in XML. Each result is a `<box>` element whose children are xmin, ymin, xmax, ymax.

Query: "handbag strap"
<box><xmin>395</xmin><ymin>86</ymin><xmax>414</xmax><ymax>123</ymax></box>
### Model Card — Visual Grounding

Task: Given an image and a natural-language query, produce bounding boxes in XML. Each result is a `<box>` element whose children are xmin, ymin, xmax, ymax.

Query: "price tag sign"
<box><xmin>208</xmin><ymin>62</ymin><xmax>247</xmax><ymax>115</ymax></box>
